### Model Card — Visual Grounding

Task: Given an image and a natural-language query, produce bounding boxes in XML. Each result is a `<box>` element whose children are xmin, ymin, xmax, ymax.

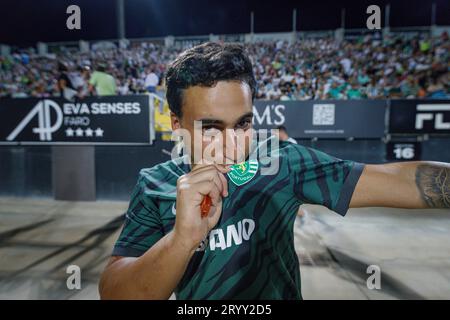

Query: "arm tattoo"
<box><xmin>415</xmin><ymin>164</ymin><xmax>450</xmax><ymax>208</ymax></box>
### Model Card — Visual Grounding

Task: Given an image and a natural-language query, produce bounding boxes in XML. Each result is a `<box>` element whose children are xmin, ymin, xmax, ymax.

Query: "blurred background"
<box><xmin>0</xmin><ymin>0</ymin><xmax>449</xmax><ymax>299</ymax></box>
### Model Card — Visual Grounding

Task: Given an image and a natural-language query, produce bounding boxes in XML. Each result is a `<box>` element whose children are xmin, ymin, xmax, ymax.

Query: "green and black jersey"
<box><xmin>112</xmin><ymin>137</ymin><xmax>365</xmax><ymax>299</ymax></box>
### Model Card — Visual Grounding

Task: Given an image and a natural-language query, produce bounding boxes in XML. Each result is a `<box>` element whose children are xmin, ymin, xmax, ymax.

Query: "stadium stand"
<box><xmin>1</xmin><ymin>32</ymin><xmax>448</xmax><ymax>100</ymax></box>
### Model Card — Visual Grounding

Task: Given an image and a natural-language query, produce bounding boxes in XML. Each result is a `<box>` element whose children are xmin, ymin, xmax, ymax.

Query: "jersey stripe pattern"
<box><xmin>112</xmin><ymin>137</ymin><xmax>365</xmax><ymax>299</ymax></box>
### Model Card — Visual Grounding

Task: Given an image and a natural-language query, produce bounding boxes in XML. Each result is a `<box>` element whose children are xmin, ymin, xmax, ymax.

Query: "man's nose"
<box><xmin>223</xmin><ymin>129</ymin><xmax>236</xmax><ymax>161</ymax></box>
<box><xmin>223</xmin><ymin>129</ymin><xmax>246</xmax><ymax>163</ymax></box>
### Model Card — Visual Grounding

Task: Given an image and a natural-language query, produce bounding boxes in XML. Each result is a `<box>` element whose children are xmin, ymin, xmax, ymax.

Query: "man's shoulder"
<box><xmin>106</xmin><ymin>73</ymin><xmax>115</xmax><ymax>81</ymax></box>
<box><xmin>252</xmin><ymin>136</ymin><xmax>316</xmax><ymax>171</ymax></box>
<box><xmin>266</xmin><ymin>138</ymin><xmax>341</xmax><ymax>168</ymax></box>
<box><xmin>258</xmin><ymin>136</ymin><xmax>309</xmax><ymax>157</ymax></box>
<box><xmin>89</xmin><ymin>72</ymin><xmax>98</xmax><ymax>82</ymax></box>
<box><xmin>138</xmin><ymin>156</ymin><xmax>188</xmax><ymax>189</ymax></box>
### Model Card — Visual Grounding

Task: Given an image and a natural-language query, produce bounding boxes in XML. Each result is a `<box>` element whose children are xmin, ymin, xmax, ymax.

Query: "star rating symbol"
<box><xmin>95</xmin><ymin>128</ymin><xmax>104</xmax><ymax>137</ymax></box>
<box><xmin>85</xmin><ymin>128</ymin><xmax>94</xmax><ymax>137</ymax></box>
<box><xmin>75</xmin><ymin>128</ymin><xmax>84</xmax><ymax>137</ymax></box>
<box><xmin>64</xmin><ymin>127</ymin><xmax>103</xmax><ymax>138</ymax></box>
<box><xmin>65</xmin><ymin>128</ymin><xmax>74</xmax><ymax>137</ymax></box>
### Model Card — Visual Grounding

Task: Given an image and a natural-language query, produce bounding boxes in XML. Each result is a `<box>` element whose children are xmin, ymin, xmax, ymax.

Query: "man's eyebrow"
<box><xmin>196</xmin><ymin>119</ymin><xmax>224</xmax><ymax>126</ymax></box>
<box><xmin>197</xmin><ymin>112</ymin><xmax>254</xmax><ymax>126</ymax></box>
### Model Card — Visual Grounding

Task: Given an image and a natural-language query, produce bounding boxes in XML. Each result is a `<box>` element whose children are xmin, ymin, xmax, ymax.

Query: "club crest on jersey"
<box><xmin>227</xmin><ymin>160</ymin><xmax>259</xmax><ymax>186</ymax></box>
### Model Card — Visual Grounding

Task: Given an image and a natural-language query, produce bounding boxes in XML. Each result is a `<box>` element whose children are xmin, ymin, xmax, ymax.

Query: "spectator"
<box><xmin>346</xmin><ymin>82</ymin><xmax>363</xmax><ymax>99</ymax></box>
<box><xmin>276</xmin><ymin>125</ymin><xmax>297</xmax><ymax>144</ymax></box>
<box><xmin>57</xmin><ymin>61</ymin><xmax>77</xmax><ymax>100</ymax></box>
<box><xmin>0</xmin><ymin>34</ymin><xmax>448</xmax><ymax>100</ymax></box>
<box><xmin>78</xmin><ymin>65</ymin><xmax>91</xmax><ymax>98</ymax></box>
<box><xmin>144</xmin><ymin>67</ymin><xmax>159</xmax><ymax>93</ymax></box>
<box><xmin>88</xmin><ymin>63</ymin><xmax>117</xmax><ymax>96</ymax></box>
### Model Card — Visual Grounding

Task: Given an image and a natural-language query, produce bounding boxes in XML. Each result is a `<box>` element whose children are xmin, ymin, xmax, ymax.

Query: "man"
<box><xmin>77</xmin><ymin>65</ymin><xmax>91</xmax><ymax>98</ymax></box>
<box><xmin>57</xmin><ymin>61</ymin><xmax>77</xmax><ymax>100</ymax></box>
<box><xmin>88</xmin><ymin>63</ymin><xmax>116</xmax><ymax>96</ymax></box>
<box><xmin>144</xmin><ymin>66</ymin><xmax>159</xmax><ymax>93</ymax></box>
<box><xmin>99</xmin><ymin>42</ymin><xmax>450</xmax><ymax>300</ymax></box>
<box><xmin>276</xmin><ymin>125</ymin><xmax>297</xmax><ymax>144</ymax></box>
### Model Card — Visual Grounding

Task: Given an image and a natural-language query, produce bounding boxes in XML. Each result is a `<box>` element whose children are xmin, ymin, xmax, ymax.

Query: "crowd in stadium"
<box><xmin>0</xmin><ymin>33</ymin><xmax>449</xmax><ymax>100</ymax></box>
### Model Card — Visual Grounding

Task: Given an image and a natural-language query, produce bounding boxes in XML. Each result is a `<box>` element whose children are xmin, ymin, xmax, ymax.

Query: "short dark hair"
<box><xmin>58</xmin><ymin>61</ymin><xmax>68</xmax><ymax>72</ymax></box>
<box><xmin>276</xmin><ymin>125</ymin><xmax>287</xmax><ymax>133</ymax></box>
<box><xmin>165</xmin><ymin>42</ymin><xmax>257</xmax><ymax>118</ymax></box>
<box><xmin>96</xmin><ymin>63</ymin><xmax>107</xmax><ymax>72</ymax></box>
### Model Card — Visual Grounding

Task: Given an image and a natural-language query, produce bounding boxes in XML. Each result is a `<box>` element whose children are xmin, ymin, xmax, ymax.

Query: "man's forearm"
<box><xmin>99</xmin><ymin>231</ymin><xmax>196</xmax><ymax>299</ymax></box>
<box><xmin>351</xmin><ymin>161</ymin><xmax>450</xmax><ymax>209</ymax></box>
<box><xmin>415</xmin><ymin>162</ymin><xmax>450</xmax><ymax>209</ymax></box>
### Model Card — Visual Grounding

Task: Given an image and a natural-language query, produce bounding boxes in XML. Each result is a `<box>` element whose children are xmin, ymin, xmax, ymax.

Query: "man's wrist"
<box><xmin>170</xmin><ymin>230</ymin><xmax>198</xmax><ymax>257</ymax></box>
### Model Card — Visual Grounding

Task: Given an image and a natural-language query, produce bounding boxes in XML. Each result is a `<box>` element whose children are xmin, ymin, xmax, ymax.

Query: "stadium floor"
<box><xmin>0</xmin><ymin>197</ymin><xmax>449</xmax><ymax>300</ymax></box>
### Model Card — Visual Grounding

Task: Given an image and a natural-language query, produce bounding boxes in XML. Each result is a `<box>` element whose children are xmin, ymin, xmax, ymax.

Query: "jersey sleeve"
<box><xmin>112</xmin><ymin>170</ymin><xmax>164</xmax><ymax>257</ymax></box>
<box><xmin>287</xmin><ymin>144</ymin><xmax>365</xmax><ymax>216</ymax></box>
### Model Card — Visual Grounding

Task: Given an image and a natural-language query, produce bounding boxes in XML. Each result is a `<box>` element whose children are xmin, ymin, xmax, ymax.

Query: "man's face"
<box><xmin>278</xmin><ymin>130</ymin><xmax>288</xmax><ymax>141</ymax></box>
<box><xmin>171</xmin><ymin>81</ymin><xmax>254</xmax><ymax>166</ymax></box>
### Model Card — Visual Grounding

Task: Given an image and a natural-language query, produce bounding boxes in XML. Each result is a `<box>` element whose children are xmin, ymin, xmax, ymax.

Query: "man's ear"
<box><xmin>170</xmin><ymin>112</ymin><xmax>181</xmax><ymax>131</ymax></box>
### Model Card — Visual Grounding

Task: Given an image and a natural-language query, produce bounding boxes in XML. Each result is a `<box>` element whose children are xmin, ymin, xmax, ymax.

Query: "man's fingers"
<box><xmin>184</xmin><ymin>170</ymin><xmax>225</xmax><ymax>197</ymax></box>
<box><xmin>189</xmin><ymin>165</ymin><xmax>229</xmax><ymax>197</ymax></box>
<box><xmin>213</xmin><ymin>164</ymin><xmax>232</xmax><ymax>174</ymax></box>
<box><xmin>192</xmin><ymin>162</ymin><xmax>231</xmax><ymax>174</ymax></box>
<box><xmin>217</xmin><ymin>171</ymin><xmax>228</xmax><ymax>197</ymax></box>
<box><xmin>190</xmin><ymin>163</ymin><xmax>216</xmax><ymax>176</ymax></box>
<box><xmin>194</xmin><ymin>181</ymin><xmax>222</xmax><ymax>207</ymax></box>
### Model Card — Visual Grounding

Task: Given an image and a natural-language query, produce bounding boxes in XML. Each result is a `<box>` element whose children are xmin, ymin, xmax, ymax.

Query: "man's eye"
<box><xmin>236</xmin><ymin>119</ymin><xmax>251</xmax><ymax>129</ymax></box>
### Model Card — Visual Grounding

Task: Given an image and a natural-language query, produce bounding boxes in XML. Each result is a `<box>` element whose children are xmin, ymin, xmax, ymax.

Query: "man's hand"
<box><xmin>174</xmin><ymin>164</ymin><xmax>230</xmax><ymax>252</ymax></box>
<box><xmin>99</xmin><ymin>163</ymin><xmax>231</xmax><ymax>299</ymax></box>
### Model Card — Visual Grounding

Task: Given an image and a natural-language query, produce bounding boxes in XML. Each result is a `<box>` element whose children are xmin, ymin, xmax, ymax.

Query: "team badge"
<box><xmin>227</xmin><ymin>159</ymin><xmax>259</xmax><ymax>186</ymax></box>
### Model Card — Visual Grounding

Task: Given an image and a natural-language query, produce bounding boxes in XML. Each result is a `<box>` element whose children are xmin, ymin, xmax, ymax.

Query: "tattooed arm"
<box><xmin>415</xmin><ymin>163</ymin><xmax>450</xmax><ymax>208</ymax></box>
<box><xmin>350</xmin><ymin>162</ymin><xmax>450</xmax><ymax>209</ymax></box>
